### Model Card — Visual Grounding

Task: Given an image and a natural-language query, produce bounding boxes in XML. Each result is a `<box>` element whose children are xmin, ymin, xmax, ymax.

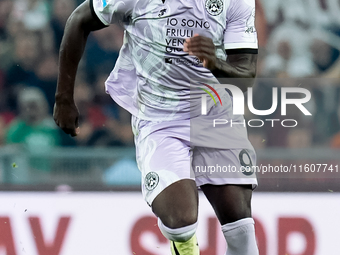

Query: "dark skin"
<box><xmin>183</xmin><ymin>34</ymin><xmax>257</xmax><ymax>92</ymax></box>
<box><xmin>54</xmin><ymin>0</ymin><xmax>257</xmax><ymax>228</ymax></box>
<box><xmin>54</xmin><ymin>0</ymin><xmax>106</xmax><ymax>137</ymax></box>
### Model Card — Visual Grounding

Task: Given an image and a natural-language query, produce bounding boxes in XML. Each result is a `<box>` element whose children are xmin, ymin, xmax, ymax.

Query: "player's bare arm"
<box><xmin>183</xmin><ymin>34</ymin><xmax>257</xmax><ymax>92</ymax></box>
<box><xmin>54</xmin><ymin>0</ymin><xmax>106</xmax><ymax>137</ymax></box>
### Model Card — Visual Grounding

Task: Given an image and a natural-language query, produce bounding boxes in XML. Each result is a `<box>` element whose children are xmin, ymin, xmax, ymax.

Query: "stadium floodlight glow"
<box><xmin>201</xmin><ymin>84</ymin><xmax>312</xmax><ymax>116</ymax></box>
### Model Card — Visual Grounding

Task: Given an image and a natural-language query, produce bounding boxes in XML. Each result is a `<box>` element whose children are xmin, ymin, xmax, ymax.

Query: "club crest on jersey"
<box><xmin>145</xmin><ymin>172</ymin><xmax>159</xmax><ymax>191</ymax></box>
<box><xmin>205</xmin><ymin>0</ymin><xmax>223</xmax><ymax>16</ymax></box>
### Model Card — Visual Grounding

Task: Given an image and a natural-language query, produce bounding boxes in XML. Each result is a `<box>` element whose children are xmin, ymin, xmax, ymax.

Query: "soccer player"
<box><xmin>53</xmin><ymin>0</ymin><xmax>259</xmax><ymax>254</ymax></box>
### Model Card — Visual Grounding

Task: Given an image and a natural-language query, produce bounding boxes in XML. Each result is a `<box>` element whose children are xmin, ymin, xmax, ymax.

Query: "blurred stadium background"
<box><xmin>0</xmin><ymin>0</ymin><xmax>339</xmax><ymax>254</ymax></box>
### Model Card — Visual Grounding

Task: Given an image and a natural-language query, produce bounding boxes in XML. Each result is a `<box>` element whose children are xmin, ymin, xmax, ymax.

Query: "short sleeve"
<box><xmin>224</xmin><ymin>0</ymin><xmax>258</xmax><ymax>51</ymax></box>
<box><xmin>90</xmin><ymin>0</ymin><xmax>136</xmax><ymax>25</ymax></box>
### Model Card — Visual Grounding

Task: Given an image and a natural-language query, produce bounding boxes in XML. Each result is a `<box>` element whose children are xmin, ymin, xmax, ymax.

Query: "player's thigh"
<box><xmin>193</xmin><ymin>147</ymin><xmax>257</xmax><ymax>225</ymax></box>
<box><xmin>201</xmin><ymin>184</ymin><xmax>252</xmax><ymax>225</ymax></box>
<box><xmin>152</xmin><ymin>179</ymin><xmax>198</xmax><ymax>229</ymax></box>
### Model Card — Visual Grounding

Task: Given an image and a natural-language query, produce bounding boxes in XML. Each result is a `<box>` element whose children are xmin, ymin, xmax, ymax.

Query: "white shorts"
<box><xmin>132</xmin><ymin>109</ymin><xmax>258</xmax><ymax>206</ymax></box>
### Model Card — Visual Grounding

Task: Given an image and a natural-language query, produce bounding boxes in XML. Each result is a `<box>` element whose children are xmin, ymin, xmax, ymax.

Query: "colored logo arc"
<box><xmin>199</xmin><ymin>83</ymin><xmax>223</xmax><ymax>106</ymax></box>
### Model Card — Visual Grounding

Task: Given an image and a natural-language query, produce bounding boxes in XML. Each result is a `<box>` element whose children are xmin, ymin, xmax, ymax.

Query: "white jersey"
<box><xmin>91</xmin><ymin>0</ymin><xmax>258</xmax><ymax>121</ymax></box>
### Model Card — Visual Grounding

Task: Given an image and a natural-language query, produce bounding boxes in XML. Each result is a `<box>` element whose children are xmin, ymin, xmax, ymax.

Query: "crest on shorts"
<box><xmin>239</xmin><ymin>149</ymin><xmax>254</xmax><ymax>176</ymax></box>
<box><xmin>205</xmin><ymin>0</ymin><xmax>223</xmax><ymax>16</ymax></box>
<box><xmin>145</xmin><ymin>172</ymin><xmax>159</xmax><ymax>191</ymax></box>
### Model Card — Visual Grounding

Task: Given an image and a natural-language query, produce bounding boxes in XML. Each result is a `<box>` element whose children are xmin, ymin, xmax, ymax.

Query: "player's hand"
<box><xmin>53</xmin><ymin>99</ymin><xmax>80</xmax><ymax>137</ymax></box>
<box><xmin>183</xmin><ymin>34</ymin><xmax>217</xmax><ymax>70</ymax></box>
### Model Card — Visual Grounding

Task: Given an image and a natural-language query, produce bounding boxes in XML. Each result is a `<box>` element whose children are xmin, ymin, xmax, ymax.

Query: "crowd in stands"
<box><xmin>0</xmin><ymin>0</ymin><xmax>133</xmax><ymax>153</ymax></box>
<box><xmin>250</xmin><ymin>0</ymin><xmax>340</xmax><ymax>149</ymax></box>
<box><xmin>0</xmin><ymin>0</ymin><xmax>340</xmax><ymax>153</ymax></box>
